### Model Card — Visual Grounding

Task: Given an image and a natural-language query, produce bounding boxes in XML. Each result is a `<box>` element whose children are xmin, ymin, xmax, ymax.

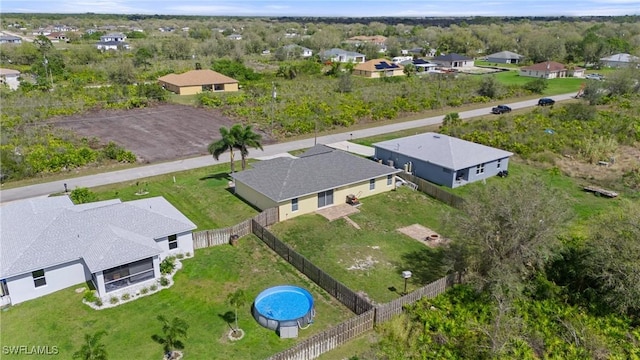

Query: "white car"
<box><xmin>585</xmin><ymin>74</ymin><xmax>604</xmax><ymax>80</ymax></box>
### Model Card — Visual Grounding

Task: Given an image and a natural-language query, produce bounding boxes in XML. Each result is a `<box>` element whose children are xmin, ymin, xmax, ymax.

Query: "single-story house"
<box><xmin>95</xmin><ymin>41</ymin><xmax>131</xmax><ymax>51</ymax></box>
<box><xmin>519</xmin><ymin>61</ymin><xmax>567</xmax><ymax>79</ymax></box>
<box><xmin>231</xmin><ymin>145</ymin><xmax>401</xmax><ymax>220</ymax></box>
<box><xmin>100</xmin><ymin>32</ymin><xmax>126</xmax><ymax>42</ymax></box>
<box><xmin>158</xmin><ymin>69</ymin><xmax>239</xmax><ymax>95</ymax></box>
<box><xmin>0</xmin><ymin>68</ymin><xmax>20</xmax><ymax>90</ymax></box>
<box><xmin>431</xmin><ymin>53</ymin><xmax>474</xmax><ymax>68</ymax></box>
<box><xmin>486</xmin><ymin>50</ymin><xmax>524</xmax><ymax>64</ymax></box>
<box><xmin>0</xmin><ymin>34</ymin><xmax>22</xmax><ymax>44</ymax></box>
<box><xmin>321</xmin><ymin>48</ymin><xmax>366</xmax><ymax>63</ymax></box>
<box><xmin>599</xmin><ymin>53</ymin><xmax>639</xmax><ymax>68</ymax></box>
<box><xmin>373</xmin><ymin>133</ymin><xmax>513</xmax><ymax>188</ymax></box>
<box><xmin>400</xmin><ymin>58</ymin><xmax>438</xmax><ymax>72</ymax></box>
<box><xmin>0</xmin><ymin>196</ymin><xmax>196</xmax><ymax>306</ymax></box>
<box><xmin>227</xmin><ymin>34</ymin><xmax>243</xmax><ymax>40</ymax></box>
<box><xmin>353</xmin><ymin>58</ymin><xmax>405</xmax><ymax>78</ymax></box>
<box><xmin>281</xmin><ymin>44</ymin><xmax>313</xmax><ymax>58</ymax></box>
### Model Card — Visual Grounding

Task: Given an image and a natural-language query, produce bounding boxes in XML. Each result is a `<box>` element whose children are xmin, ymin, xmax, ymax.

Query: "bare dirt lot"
<box><xmin>51</xmin><ymin>104</ymin><xmax>274</xmax><ymax>163</ymax></box>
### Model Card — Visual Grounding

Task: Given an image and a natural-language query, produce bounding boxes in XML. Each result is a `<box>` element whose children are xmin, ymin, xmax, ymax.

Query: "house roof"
<box><xmin>282</xmin><ymin>44</ymin><xmax>311</xmax><ymax>52</ymax></box>
<box><xmin>0</xmin><ymin>35</ymin><xmax>21</xmax><ymax>41</ymax></box>
<box><xmin>487</xmin><ymin>50</ymin><xmax>523</xmax><ymax>59</ymax></box>
<box><xmin>373</xmin><ymin>132</ymin><xmax>513</xmax><ymax>171</ymax></box>
<box><xmin>0</xmin><ymin>196</ymin><xmax>196</xmax><ymax>278</ymax></box>
<box><xmin>521</xmin><ymin>61</ymin><xmax>566</xmax><ymax>72</ymax></box>
<box><xmin>354</xmin><ymin>58</ymin><xmax>404</xmax><ymax>72</ymax></box>
<box><xmin>158</xmin><ymin>69</ymin><xmax>238</xmax><ymax>87</ymax></box>
<box><xmin>600</xmin><ymin>53</ymin><xmax>639</xmax><ymax>63</ymax></box>
<box><xmin>432</xmin><ymin>53</ymin><xmax>473</xmax><ymax>61</ymax></box>
<box><xmin>0</xmin><ymin>68</ymin><xmax>20</xmax><ymax>76</ymax></box>
<box><xmin>231</xmin><ymin>145</ymin><xmax>400</xmax><ymax>202</ymax></box>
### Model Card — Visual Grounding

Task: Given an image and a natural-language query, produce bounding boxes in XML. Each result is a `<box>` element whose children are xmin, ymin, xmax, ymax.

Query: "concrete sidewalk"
<box><xmin>0</xmin><ymin>93</ymin><xmax>576</xmax><ymax>203</ymax></box>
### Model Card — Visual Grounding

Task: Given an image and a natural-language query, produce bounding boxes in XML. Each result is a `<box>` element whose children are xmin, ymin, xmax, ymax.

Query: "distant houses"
<box><xmin>599</xmin><ymin>53</ymin><xmax>639</xmax><ymax>68</ymax></box>
<box><xmin>158</xmin><ymin>69</ymin><xmax>239</xmax><ymax>95</ymax></box>
<box><xmin>353</xmin><ymin>59</ymin><xmax>404</xmax><ymax>78</ymax></box>
<box><xmin>95</xmin><ymin>32</ymin><xmax>130</xmax><ymax>51</ymax></box>
<box><xmin>431</xmin><ymin>53</ymin><xmax>474</xmax><ymax>69</ymax></box>
<box><xmin>520</xmin><ymin>61</ymin><xmax>585</xmax><ymax>79</ymax></box>
<box><xmin>320</xmin><ymin>48</ymin><xmax>366</xmax><ymax>63</ymax></box>
<box><xmin>0</xmin><ymin>34</ymin><xmax>22</xmax><ymax>44</ymax></box>
<box><xmin>486</xmin><ymin>51</ymin><xmax>524</xmax><ymax>64</ymax></box>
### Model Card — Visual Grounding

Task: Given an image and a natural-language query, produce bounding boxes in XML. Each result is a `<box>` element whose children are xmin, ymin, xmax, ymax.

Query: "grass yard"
<box><xmin>270</xmin><ymin>188</ymin><xmax>455</xmax><ymax>304</ymax></box>
<box><xmin>492</xmin><ymin>70</ymin><xmax>585</xmax><ymax>95</ymax></box>
<box><xmin>0</xmin><ymin>235</ymin><xmax>354</xmax><ymax>360</ymax></box>
<box><xmin>89</xmin><ymin>163</ymin><xmax>258</xmax><ymax>229</ymax></box>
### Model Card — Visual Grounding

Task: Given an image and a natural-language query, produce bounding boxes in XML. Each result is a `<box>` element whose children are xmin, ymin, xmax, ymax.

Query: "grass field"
<box><xmin>89</xmin><ymin>163</ymin><xmax>258</xmax><ymax>229</ymax></box>
<box><xmin>0</xmin><ymin>236</ymin><xmax>354</xmax><ymax>360</ymax></box>
<box><xmin>492</xmin><ymin>70</ymin><xmax>585</xmax><ymax>95</ymax></box>
<box><xmin>270</xmin><ymin>188</ymin><xmax>454</xmax><ymax>304</ymax></box>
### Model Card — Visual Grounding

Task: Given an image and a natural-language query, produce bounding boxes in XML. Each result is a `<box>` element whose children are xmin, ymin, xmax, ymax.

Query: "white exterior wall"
<box><xmin>94</xmin><ymin>255</ymin><xmax>160</xmax><ymax>297</ymax></box>
<box><xmin>6</xmin><ymin>260</ymin><xmax>91</xmax><ymax>305</ymax></box>
<box><xmin>155</xmin><ymin>231</ymin><xmax>194</xmax><ymax>260</ymax></box>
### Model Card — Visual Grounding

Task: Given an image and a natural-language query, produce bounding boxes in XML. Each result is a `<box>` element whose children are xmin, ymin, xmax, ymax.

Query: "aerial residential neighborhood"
<box><xmin>0</xmin><ymin>3</ymin><xmax>639</xmax><ymax>360</ymax></box>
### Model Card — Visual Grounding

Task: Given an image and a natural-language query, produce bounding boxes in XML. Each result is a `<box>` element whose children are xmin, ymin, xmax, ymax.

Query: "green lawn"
<box><xmin>270</xmin><ymin>188</ymin><xmax>455</xmax><ymax>304</ymax></box>
<box><xmin>492</xmin><ymin>70</ymin><xmax>585</xmax><ymax>95</ymax></box>
<box><xmin>0</xmin><ymin>236</ymin><xmax>353</xmax><ymax>360</ymax></box>
<box><xmin>90</xmin><ymin>163</ymin><xmax>258</xmax><ymax>230</ymax></box>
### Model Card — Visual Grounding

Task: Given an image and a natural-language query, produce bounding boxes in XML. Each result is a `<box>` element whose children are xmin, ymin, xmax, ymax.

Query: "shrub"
<box><xmin>523</xmin><ymin>78</ymin><xmax>548</xmax><ymax>94</ymax></box>
<box><xmin>141</xmin><ymin>287</ymin><xmax>149</xmax><ymax>295</ymax></box>
<box><xmin>110</xmin><ymin>296</ymin><xmax>119</xmax><ymax>304</ymax></box>
<box><xmin>150</xmin><ymin>284</ymin><xmax>158</xmax><ymax>291</ymax></box>
<box><xmin>186</xmin><ymin>252</ymin><xmax>191</xmax><ymax>257</ymax></box>
<box><xmin>121</xmin><ymin>293</ymin><xmax>130</xmax><ymax>301</ymax></box>
<box><xmin>83</xmin><ymin>290</ymin><xmax>98</xmax><ymax>303</ymax></box>
<box><xmin>70</xmin><ymin>187</ymin><xmax>97</xmax><ymax>204</ymax></box>
<box><xmin>160</xmin><ymin>256</ymin><xmax>176</xmax><ymax>275</ymax></box>
<box><xmin>159</xmin><ymin>277</ymin><xmax>170</xmax><ymax>287</ymax></box>
<box><xmin>176</xmin><ymin>253</ymin><xmax>184</xmax><ymax>259</ymax></box>
<box><xmin>94</xmin><ymin>298</ymin><xmax>103</xmax><ymax>307</ymax></box>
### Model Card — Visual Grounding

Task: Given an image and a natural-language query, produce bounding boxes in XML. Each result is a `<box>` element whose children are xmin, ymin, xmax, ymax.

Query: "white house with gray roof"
<box><xmin>373</xmin><ymin>133</ymin><xmax>513</xmax><ymax>188</ymax></box>
<box><xmin>0</xmin><ymin>196</ymin><xmax>196</xmax><ymax>306</ymax></box>
<box><xmin>486</xmin><ymin>50</ymin><xmax>524</xmax><ymax>64</ymax></box>
<box><xmin>231</xmin><ymin>145</ymin><xmax>400</xmax><ymax>221</ymax></box>
<box><xmin>320</xmin><ymin>48</ymin><xmax>366</xmax><ymax>63</ymax></box>
<box><xmin>599</xmin><ymin>53</ymin><xmax>639</xmax><ymax>68</ymax></box>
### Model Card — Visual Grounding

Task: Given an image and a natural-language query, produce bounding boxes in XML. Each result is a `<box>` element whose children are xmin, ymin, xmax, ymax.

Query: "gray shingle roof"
<box><xmin>321</xmin><ymin>48</ymin><xmax>365</xmax><ymax>58</ymax></box>
<box><xmin>433</xmin><ymin>53</ymin><xmax>472</xmax><ymax>61</ymax></box>
<box><xmin>231</xmin><ymin>145</ymin><xmax>400</xmax><ymax>202</ymax></box>
<box><xmin>373</xmin><ymin>133</ymin><xmax>513</xmax><ymax>170</ymax></box>
<box><xmin>0</xmin><ymin>196</ymin><xmax>196</xmax><ymax>278</ymax></box>
<box><xmin>487</xmin><ymin>51</ymin><xmax>523</xmax><ymax>59</ymax></box>
<box><xmin>600</xmin><ymin>53</ymin><xmax>639</xmax><ymax>63</ymax></box>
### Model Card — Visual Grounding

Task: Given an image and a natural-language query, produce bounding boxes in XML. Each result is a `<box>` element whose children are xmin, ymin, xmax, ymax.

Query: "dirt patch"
<box><xmin>50</xmin><ymin>104</ymin><xmax>274</xmax><ymax>164</ymax></box>
<box><xmin>347</xmin><ymin>256</ymin><xmax>378</xmax><ymax>270</ymax></box>
<box><xmin>397</xmin><ymin>224</ymin><xmax>448</xmax><ymax>247</ymax></box>
<box><xmin>554</xmin><ymin>145</ymin><xmax>640</xmax><ymax>185</ymax></box>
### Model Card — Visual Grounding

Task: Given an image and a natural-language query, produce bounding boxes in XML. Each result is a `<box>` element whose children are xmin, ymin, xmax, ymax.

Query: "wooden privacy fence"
<box><xmin>252</xmin><ymin>219</ymin><xmax>374</xmax><ymax>315</ymax></box>
<box><xmin>398</xmin><ymin>173</ymin><xmax>465</xmax><ymax>209</ymax></box>
<box><xmin>267</xmin><ymin>309</ymin><xmax>375</xmax><ymax>360</ymax></box>
<box><xmin>267</xmin><ymin>273</ymin><xmax>457</xmax><ymax>360</ymax></box>
<box><xmin>193</xmin><ymin>207</ymin><xmax>279</xmax><ymax>249</ymax></box>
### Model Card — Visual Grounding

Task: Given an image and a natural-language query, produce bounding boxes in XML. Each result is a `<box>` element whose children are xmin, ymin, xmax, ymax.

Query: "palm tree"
<box><xmin>231</xmin><ymin>124</ymin><xmax>263</xmax><ymax>171</ymax></box>
<box><xmin>73</xmin><ymin>331</ymin><xmax>108</xmax><ymax>360</ymax></box>
<box><xmin>226</xmin><ymin>289</ymin><xmax>247</xmax><ymax>335</ymax></box>
<box><xmin>152</xmin><ymin>315</ymin><xmax>189</xmax><ymax>359</ymax></box>
<box><xmin>208</xmin><ymin>126</ymin><xmax>237</xmax><ymax>173</ymax></box>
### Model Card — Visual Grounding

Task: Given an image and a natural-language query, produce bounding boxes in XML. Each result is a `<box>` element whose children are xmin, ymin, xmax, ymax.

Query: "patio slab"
<box><xmin>397</xmin><ymin>224</ymin><xmax>448</xmax><ymax>247</ymax></box>
<box><xmin>316</xmin><ymin>203</ymin><xmax>360</xmax><ymax>222</ymax></box>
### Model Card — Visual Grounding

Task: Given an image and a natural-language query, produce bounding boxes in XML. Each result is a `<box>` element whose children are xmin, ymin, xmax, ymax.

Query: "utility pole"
<box><xmin>270</xmin><ymin>82</ymin><xmax>277</xmax><ymax>130</ymax></box>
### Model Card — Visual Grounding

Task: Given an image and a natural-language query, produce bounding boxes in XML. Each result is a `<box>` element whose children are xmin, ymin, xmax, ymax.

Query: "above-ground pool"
<box><xmin>252</xmin><ymin>285</ymin><xmax>315</xmax><ymax>336</ymax></box>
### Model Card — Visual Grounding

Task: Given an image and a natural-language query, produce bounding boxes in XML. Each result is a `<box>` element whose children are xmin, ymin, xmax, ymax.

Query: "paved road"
<box><xmin>0</xmin><ymin>93</ymin><xmax>576</xmax><ymax>203</ymax></box>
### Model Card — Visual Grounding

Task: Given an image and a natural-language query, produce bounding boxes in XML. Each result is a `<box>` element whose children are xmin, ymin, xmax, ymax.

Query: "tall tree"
<box><xmin>231</xmin><ymin>124</ymin><xmax>263</xmax><ymax>170</ymax></box>
<box><xmin>73</xmin><ymin>331</ymin><xmax>108</xmax><ymax>360</ymax></box>
<box><xmin>208</xmin><ymin>126</ymin><xmax>237</xmax><ymax>173</ymax></box>
<box><xmin>151</xmin><ymin>315</ymin><xmax>189</xmax><ymax>358</ymax></box>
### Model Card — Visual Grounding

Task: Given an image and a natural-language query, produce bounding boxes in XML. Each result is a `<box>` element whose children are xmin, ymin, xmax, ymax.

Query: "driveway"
<box><xmin>0</xmin><ymin>93</ymin><xmax>577</xmax><ymax>203</ymax></box>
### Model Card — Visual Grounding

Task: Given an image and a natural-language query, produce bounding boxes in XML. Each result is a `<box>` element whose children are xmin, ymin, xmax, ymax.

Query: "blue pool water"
<box><xmin>254</xmin><ymin>286</ymin><xmax>313</xmax><ymax>321</ymax></box>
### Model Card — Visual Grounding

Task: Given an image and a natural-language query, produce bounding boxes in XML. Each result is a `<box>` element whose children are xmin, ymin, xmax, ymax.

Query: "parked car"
<box><xmin>585</xmin><ymin>73</ymin><xmax>604</xmax><ymax>80</ymax></box>
<box><xmin>538</xmin><ymin>98</ymin><xmax>555</xmax><ymax>106</ymax></box>
<box><xmin>491</xmin><ymin>105</ymin><xmax>512</xmax><ymax>114</ymax></box>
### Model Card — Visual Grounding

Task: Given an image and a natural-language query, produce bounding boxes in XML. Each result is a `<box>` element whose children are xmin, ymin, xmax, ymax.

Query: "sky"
<box><xmin>1</xmin><ymin>0</ymin><xmax>639</xmax><ymax>17</ymax></box>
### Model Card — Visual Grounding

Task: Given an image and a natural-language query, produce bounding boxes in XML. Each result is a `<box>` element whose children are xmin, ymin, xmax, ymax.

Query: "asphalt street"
<box><xmin>0</xmin><ymin>92</ymin><xmax>576</xmax><ymax>203</ymax></box>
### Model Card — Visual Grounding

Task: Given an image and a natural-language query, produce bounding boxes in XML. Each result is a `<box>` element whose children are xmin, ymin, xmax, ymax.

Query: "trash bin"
<box><xmin>229</xmin><ymin>234</ymin><xmax>239</xmax><ymax>246</ymax></box>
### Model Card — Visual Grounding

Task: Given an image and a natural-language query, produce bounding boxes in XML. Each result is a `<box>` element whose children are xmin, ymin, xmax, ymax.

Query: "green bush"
<box><xmin>121</xmin><ymin>293</ymin><xmax>130</xmax><ymax>301</ymax></box>
<box><xmin>109</xmin><ymin>296</ymin><xmax>119</xmax><ymax>304</ymax></box>
<box><xmin>523</xmin><ymin>78</ymin><xmax>548</xmax><ymax>94</ymax></box>
<box><xmin>83</xmin><ymin>290</ymin><xmax>98</xmax><ymax>303</ymax></box>
<box><xmin>70</xmin><ymin>187</ymin><xmax>97</xmax><ymax>204</ymax></box>
<box><xmin>159</xmin><ymin>277</ymin><xmax>169</xmax><ymax>287</ymax></box>
<box><xmin>140</xmin><ymin>287</ymin><xmax>149</xmax><ymax>295</ymax></box>
<box><xmin>94</xmin><ymin>298</ymin><xmax>103</xmax><ymax>307</ymax></box>
<box><xmin>160</xmin><ymin>256</ymin><xmax>176</xmax><ymax>275</ymax></box>
<box><xmin>176</xmin><ymin>253</ymin><xmax>184</xmax><ymax>260</ymax></box>
<box><xmin>150</xmin><ymin>284</ymin><xmax>158</xmax><ymax>291</ymax></box>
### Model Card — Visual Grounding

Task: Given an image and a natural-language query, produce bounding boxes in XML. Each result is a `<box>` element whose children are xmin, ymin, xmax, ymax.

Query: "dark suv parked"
<box><xmin>538</xmin><ymin>98</ymin><xmax>555</xmax><ymax>106</ymax></box>
<box><xmin>491</xmin><ymin>105</ymin><xmax>512</xmax><ymax>114</ymax></box>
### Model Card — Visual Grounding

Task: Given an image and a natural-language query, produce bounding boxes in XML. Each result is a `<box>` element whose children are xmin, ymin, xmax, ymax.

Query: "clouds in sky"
<box><xmin>1</xmin><ymin>0</ymin><xmax>638</xmax><ymax>16</ymax></box>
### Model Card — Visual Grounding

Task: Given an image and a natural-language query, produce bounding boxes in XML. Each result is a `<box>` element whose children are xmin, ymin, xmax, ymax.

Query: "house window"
<box><xmin>370</xmin><ymin>179</ymin><xmax>376</xmax><ymax>190</ymax></box>
<box><xmin>202</xmin><ymin>84</ymin><xmax>213</xmax><ymax>92</ymax></box>
<box><xmin>168</xmin><ymin>234</ymin><xmax>178</xmax><ymax>250</ymax></box>
<box><xmin>0</xmin><ymin>279</ymin><xmax>8</xmax><ymax>297</ymax></box>
<box><xmin>104</xmin><ymin>258</ymin><xmax>155</xmax><ymax>293</ymax></box>
<box><xmin>497</xmin><ymin>159</ymin><xmax>502</xmax><ymax>169</ymax></box>
<box><xmin>476</xmin><ymin>163</ymin><xmax>485</xmax><ymax>174</ymax></box>
<box><xmin>387</xmin><ymin>174</ymin><xmax>393</xmax><ymax>186</ymax></box>
<box><xmin>317</xmin><ymin>189</ymin><xmax>334</xmax><ymax>208</ymax></box>
<box><xmin>32</xmin><ymin>269</ymin><xmax>46</xmax><ymax>287</ymax></box>
<box><xmin>291</xmin><ymin>198</ymin><xmax>299</xmax><ymax>212</ymax></box>
<box><xmin>214</xmin><ymin>84</ymin><xmax>224</xmax><ymax>91</ymax></box>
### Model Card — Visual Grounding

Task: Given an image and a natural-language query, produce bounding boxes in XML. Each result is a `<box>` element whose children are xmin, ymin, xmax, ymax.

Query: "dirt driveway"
<box><xmin>52</xmin><ymin>104</ymin><xmax>273</xmax><ymax>163</ymax></box>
